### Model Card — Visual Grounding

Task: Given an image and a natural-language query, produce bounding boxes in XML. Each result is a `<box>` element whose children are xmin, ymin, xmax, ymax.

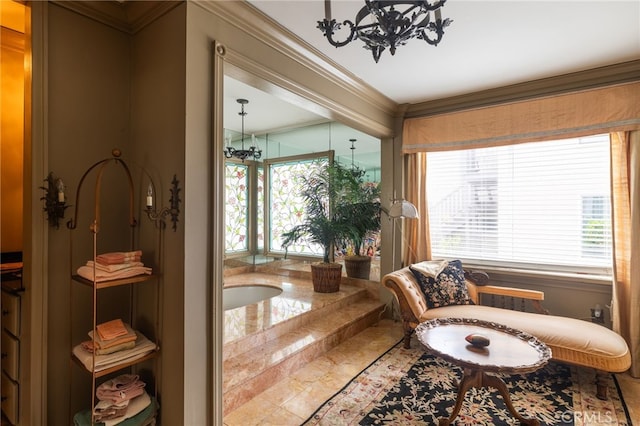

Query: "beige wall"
<box><xmin>130</xmin><ymin>4</ymin><xmax>187</xmax><ymax>424</ymax></box>
<box><xmin>45</xmin><ymin>3</ymin><xmax>135</xmax><ymax>422</ymax></box>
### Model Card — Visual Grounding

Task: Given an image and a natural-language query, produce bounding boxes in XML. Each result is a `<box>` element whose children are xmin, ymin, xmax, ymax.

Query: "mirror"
<box><xmin>222</xmin><ymin>74</ymin><xmax>381</xmax><ymax>270</ymax></box>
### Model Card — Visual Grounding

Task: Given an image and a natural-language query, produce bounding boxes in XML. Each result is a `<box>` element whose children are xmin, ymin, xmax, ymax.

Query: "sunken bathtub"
<box><xmin>223</xmin><ymin>284</ymin><xmax>282</xmax><ymax>311</ymax></box>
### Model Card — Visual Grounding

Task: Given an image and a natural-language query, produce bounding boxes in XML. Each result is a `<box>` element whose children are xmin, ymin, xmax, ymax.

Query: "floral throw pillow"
<box><xmin>409</xmin><ymin>260</ymin><xmax>473</xmax><ymax>309</ymax></box>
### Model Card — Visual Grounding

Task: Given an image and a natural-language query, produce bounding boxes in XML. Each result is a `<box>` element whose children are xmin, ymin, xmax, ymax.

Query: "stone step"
<box><xmin>223</xmin><ymin>278</ymin><xmax>372</xmax><ymax>362</ymax></box>
<box><xmin>222</xmin><ymin>287</ymin><xmax>384</xmax><ymax>415</ymax></box>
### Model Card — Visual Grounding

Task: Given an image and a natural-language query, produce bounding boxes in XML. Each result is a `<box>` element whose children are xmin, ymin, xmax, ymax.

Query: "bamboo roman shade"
<box><xmin>402</xmin><ymin>81</ymin><xmax>640</xmax><ymax>153</ymax></box>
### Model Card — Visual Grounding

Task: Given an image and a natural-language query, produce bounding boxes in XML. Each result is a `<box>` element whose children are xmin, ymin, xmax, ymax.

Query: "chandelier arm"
<box><xmin>421</xmin><ymin>18</ymin><xmax>452</xmax><ymax>45</ymax></box>
<box><xmin>318</xmin><ymin>19</ymin><xmax>358</xmax><ymax>47</ymax></box>
<box><xmin>317</xmin><ymin>0</ymin><xmax>451</xmax><ymax>62</ymax></box>
<box><xmin>400</xmin><ymin>4</ymin><xmax>421</xmax><ymax>20</ymax></box>
<box><xmin>418</xmin><ymin>0</ymin><xmax>448</xmax><ymax>12</ymax></box>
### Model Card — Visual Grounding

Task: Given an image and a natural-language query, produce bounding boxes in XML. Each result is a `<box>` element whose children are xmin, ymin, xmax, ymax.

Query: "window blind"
<box><xmin>426</xmin><ymin>134</ymin><xmax>612</xmax><ymax>273</ymax></box>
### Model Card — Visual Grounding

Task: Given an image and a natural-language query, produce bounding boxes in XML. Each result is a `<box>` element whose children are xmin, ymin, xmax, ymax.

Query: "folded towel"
<box><xmin>96</xmin><ymin>392</ymin><xmax>151</xmax><ymax>426</ymax></box>
<box><xmin>93</xmin><ymin>399</ymin><xmax>129</xmax><ymax>422</ymax></box>
<box><xmin>81</xmin><ymin>339</ymin><xmax>136</xmax><ymax>356</ymax></box>
<box><xmin>72</xmin><ymin>332</ymin><xmax>157</xmax><ymax>373</ymax></box>
<box><xmin>97</xmin><ymin>319</ymin><xmax>128</xmax><ymax>341</ymax></box>
<box><xmin>73</xmin><ymin>395</ymin><xmax>157</xmax><ymax>426</ymax></box>
<box><xmin>96</xmin><ymin>250</ymin><xmax>143</xmax><ymax>266</ymax></box>
<box><xmin>76</xmin><ymin>265</ymin><xmax>152</xmax><ymax>282</ymax></box>
<box><xmin>96</xmin><ymin>374</ymin><xmax>146</xmax><ymax>404</ymax></box>
<box><xmin>88</xmin><ymin>323</ymin><xmax>137</xmax><ymax>350</ymax></box>
<box><xmin>410</xmin><ymin>260</ymin><xmax>449</xmax><ymax>279</ymax></box>
<box><xmin>97</xmin><ymin>374</ymin><xmax>139</xmax><ymax>392</ymax></box>
<box><xmin>87</xmin><ymin>261</ymin><xmax>145</xmax><ymax>273</ymax></box>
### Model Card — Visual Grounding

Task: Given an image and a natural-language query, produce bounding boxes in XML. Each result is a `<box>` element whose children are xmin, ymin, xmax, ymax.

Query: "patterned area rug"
<box><xmin>303</xmin><ymin>340</ymin><xmax>631</xmax><ymax>425</ymax></box>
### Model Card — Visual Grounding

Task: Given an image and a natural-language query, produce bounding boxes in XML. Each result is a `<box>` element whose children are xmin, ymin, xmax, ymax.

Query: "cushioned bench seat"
<box><xmin>421</xmin><ymin>305</ymin><xmax>631</xmax><ymax>373</ymax></box>
<box><xmin>383</xmin><ymin>265</ymin><xmax>632</xmax><ymax>399</ymax></box>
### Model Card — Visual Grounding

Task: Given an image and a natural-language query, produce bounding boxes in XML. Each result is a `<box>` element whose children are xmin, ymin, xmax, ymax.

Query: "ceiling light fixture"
<box><xmin>317</xmin><ymin>0</ymin><xmax>452</xmax><ymax>63</ymax></box>
<box><xmin>224</xmin><ymin>99</ymin><xmax>262</xmax><ymax>162</ymax></box>
<box><xmin>348</xmin><ymin>138</ymin><xmax>366</xmax><ymax>178</ymax></box>
<box><xmin>350</xmin><ymin>138</ymin><xmax>357</xmax><ymax>170</ymax></box>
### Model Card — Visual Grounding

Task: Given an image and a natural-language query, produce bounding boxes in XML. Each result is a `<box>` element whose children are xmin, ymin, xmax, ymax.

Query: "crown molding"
<box><xmin>197</xmin><ymin>1</ymin><xmax>398</xmax><ymax>120</ymax></box>
<box><xmin>405</xmin><ymin>60</ymin><xmax>640</xmax><ymax>118</ymax></box>
<box><xmin>51</xmin><ymin>0</ymin><xmax>181</xmax><ymax>34</ymax></box>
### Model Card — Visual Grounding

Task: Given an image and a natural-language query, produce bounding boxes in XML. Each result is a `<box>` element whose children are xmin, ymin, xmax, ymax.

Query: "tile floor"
<box><xmin>224</xmin><ymin>319</ymin><xmax>403</xmax><ymax>426</ymax></box>
<box><xmin>225</xmin><ymin>318</ymin><xmax>640</xmax><ymax>426</ymax></box>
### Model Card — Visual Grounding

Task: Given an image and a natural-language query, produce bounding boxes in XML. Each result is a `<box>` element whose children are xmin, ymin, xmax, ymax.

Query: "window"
<box><xmin>426</xmin><ymin>135</ymin><xmax>612</xmax><ymax>274</ymax></box>
<box><xmin>268</xmin><ymin>157</ymin><xmax>327</xmax><ymax>256</ymax></box>
<box><xmin>225</xmin><ymin>163</ymin><xmax>249</xmax><ymax>253</ymax></box>
<box><xmin>581</xmin><ymin>196</ymin><xmax>611</xmax><ymax>259</ymax></box>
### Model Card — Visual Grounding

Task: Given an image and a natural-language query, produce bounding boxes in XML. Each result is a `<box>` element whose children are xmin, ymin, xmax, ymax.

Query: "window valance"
<box><xmin>402</xmin><ymin>81</ymin><xmax>640</xmax><ymax>153</ymax></box>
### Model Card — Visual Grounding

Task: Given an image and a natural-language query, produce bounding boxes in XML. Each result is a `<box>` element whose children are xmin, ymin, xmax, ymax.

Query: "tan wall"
<box><xmin>130</xmin><ymin>4</ymin><xmax>187</xmax><ymax>424</ymax></box>
<box><xmin>483</xmin><ymin>271</ymin><xmax>613</xmax><ymax>325</ymax></box>
<box><xmin>45</xmin><ymin>3</ymin><xmax>134</xmax><ymax>423</ymax></box>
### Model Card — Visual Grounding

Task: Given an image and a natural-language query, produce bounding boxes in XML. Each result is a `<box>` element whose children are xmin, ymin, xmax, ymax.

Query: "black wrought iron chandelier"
<box><xmin>224</xmin><ymin>98</ymin><xmax>262</xmax><ymax>161</ymax></box>
<box><xmin>317</xmin><ymin>0</ymin><xmax>453</xmax><ymax>63</ymax></box>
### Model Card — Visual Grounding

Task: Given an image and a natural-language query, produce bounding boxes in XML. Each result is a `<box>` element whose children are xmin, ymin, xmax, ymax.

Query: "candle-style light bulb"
<box><xmin>56</xmin><ymin>178</ymin><xmax>65</xmax><ymax>203</ymax></box>
<box><xmin>146</xmin><ymin>183</ymin><xmax>153</xmax><ymax>209</ymax></box>
<box><xmin>251</xmin><ymin>133</ymin><xmax>256</xmax><ymax>148</ymax></box>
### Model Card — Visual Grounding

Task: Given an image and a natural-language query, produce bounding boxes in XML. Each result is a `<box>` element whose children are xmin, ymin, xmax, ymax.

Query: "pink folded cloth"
<box><xmin>96</xmin><ymin>250</ymin><xmax>143</xmax><ymax>266</ymax></box>
<box><xmin>96</xmin><ymin>374</ymin><xmax>146</xmax><ymax>404</ymax></box>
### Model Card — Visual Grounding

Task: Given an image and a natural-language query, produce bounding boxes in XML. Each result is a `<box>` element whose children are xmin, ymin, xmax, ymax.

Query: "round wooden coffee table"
<box><xmin>416</xmin><ymin>317</ymin><xmax>551</xmax><ymax>426</ymax></box>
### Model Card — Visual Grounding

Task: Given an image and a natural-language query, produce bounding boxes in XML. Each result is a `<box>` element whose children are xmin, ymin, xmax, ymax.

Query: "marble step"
<box><xmin>223</xmin><ymin>280</ymin><xmax>373</xmax><ymax>362</ymax></box>
<box><xmin>223</xmin><ymin>293</ymin><xmax>384</xmax><ymax>415</ymax></box>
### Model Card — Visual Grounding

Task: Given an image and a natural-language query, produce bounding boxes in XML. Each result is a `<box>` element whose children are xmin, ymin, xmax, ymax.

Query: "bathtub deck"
<box><xmin>223</xmin><ymin>264</ymin><xmax>384</xmax><ymax>415</ymax></box>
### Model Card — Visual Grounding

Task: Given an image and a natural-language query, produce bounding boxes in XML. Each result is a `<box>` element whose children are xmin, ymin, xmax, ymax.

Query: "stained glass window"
<box><xmin>257</xmin><ymin>166</ymin><xmax>264</xmax><ymax>251</ymax></box>
<box><xmin>269</xmin><ymin>158</ymin><xmax>327</xmax><ymax>255</ymax></box>
<box><xmin>225</xmin><ymin>163</ymin><xmax>249</xmax><ymax>253</ymax></box>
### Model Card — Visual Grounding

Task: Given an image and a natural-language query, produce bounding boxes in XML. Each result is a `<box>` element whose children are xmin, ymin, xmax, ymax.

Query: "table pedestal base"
<box><xmin>439</xmin><ymin>368</ymin><xmax>539</xmax><ymax>426</ymax></box>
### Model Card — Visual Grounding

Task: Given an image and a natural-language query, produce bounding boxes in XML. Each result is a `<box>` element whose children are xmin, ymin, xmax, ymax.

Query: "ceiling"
<box><xmin>247</xmin><ymin>0</ymin><xmax>640</xmax><ymax>105</ymax></box>
<box><xmin>225</xmin><ymin>0</ymin><xmax>640</xmax><ymax>169</ymax></box>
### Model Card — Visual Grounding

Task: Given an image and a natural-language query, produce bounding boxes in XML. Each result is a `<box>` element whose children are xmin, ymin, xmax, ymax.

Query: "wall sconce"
<box><xmin>40</xmin><ymin>172</ymin><xmax>69</xmax><ymax>229</ymax></box>
<box><xmin>145</xmin><ymin>174</ymin><xmax>181</xmax><ymax>231</ymax></box>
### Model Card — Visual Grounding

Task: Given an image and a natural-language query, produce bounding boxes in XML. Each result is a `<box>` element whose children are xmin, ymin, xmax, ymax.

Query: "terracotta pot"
<box><xmin>310</xmin><ymin>262</ymin><xmax>342</xmax><ymax>293</ymax></box>
<box><xmin>344</xmin><ymin>255</ymin><xmax>372</xmax><ymax>280</ymax></box>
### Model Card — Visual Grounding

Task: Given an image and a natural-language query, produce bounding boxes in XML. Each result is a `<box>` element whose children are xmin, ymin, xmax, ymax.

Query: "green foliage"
<box><xmin>281</xmin><ymin>161</ymin><xmax>380</xmax><ymax>263</ymax></box>
<box><xmin>337</xmin><ymin>171</ymin><xmax>381</xmax><ymax>255</ymax></box>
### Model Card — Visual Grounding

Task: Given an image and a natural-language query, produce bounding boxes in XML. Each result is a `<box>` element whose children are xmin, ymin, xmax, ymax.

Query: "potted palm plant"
<box><xmin>281</xmin><ymin>160</ymin><xmax>360</xmax><ymax>292</ymax></box>
<box><xmin>340</xmin><ymin>170</ymin><xmax>381</xmax><ymax>279</ymax></box>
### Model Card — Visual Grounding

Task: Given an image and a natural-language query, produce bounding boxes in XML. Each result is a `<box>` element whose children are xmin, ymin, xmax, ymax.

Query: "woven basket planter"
<box><xmin>310</xmin><ymin>263</ymin><xmax>342</xmax><ymax>293</ymax></box>
<box><xmin>344</xmin><ymin>255</ymin><xmax>372</xmax><ymax>280</ymax></box>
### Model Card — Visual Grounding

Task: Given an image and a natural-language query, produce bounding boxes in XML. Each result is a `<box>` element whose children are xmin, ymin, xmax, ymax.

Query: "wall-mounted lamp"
<box><xmin>145</xmin><ymin>174</ymin><xmax>181</xmax><ymax>231</ymax></box>
<box><xmin>40</xmin><ymin>172</ymin><xmax>70</xmax><ymax>229</ymax></box>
